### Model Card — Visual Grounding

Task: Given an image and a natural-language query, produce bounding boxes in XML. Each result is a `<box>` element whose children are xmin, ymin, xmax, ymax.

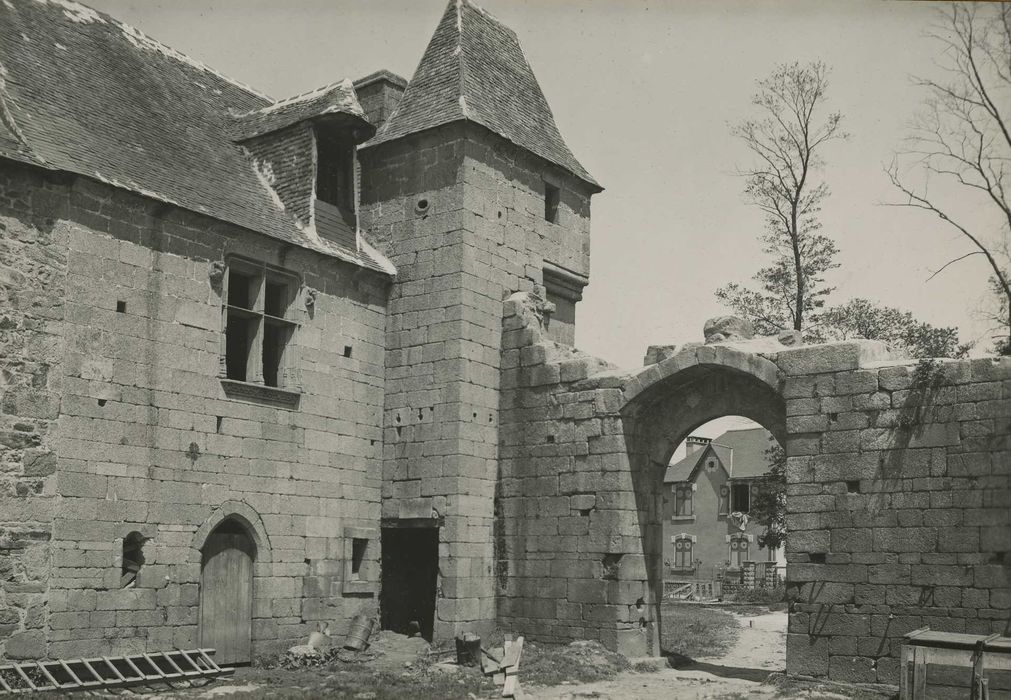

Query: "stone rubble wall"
<box><xmin>0</xmin><ymin>160</ymin><xmax>389</xmax><ymax>661</ymax></box>
<box><xmin>498</xmin><ymin>291</ymin><xmax>1011</xmax><ymax>684</ymax></box>
<box><xmin>0</xmin><ymin>165</ymin><xmax>69</xmax><ymax>660</ymax></box>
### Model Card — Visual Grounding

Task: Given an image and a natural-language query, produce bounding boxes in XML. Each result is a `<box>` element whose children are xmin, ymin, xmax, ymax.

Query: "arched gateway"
<box><xmin>496</xmin><ymin>293</ymin><xmax>1010</xmax><ymax>686</ymax></box>
<box><xmin>619</xmin><ymin>347</ymin><xmax>786</xmax><ymax>654</ymax></box>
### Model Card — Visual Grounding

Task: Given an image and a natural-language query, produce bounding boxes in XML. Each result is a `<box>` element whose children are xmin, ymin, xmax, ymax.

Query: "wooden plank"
<box><xmin>502</xmin><ymin>637</ymin><xmax>524</xmax><ymax>670</ymax></box>
<box><xmin>912</xmin><ymin>646</ymin><xmax>927</xmax><ymax>700</ymax></box>
<box><xmin>0</xmin><ymin>671</ymin><xmax>12</xmax><ymax>692</ymax></box>
<box><xmin>900</xmin><ymin>645</ymin><xmax>912</xmax><ymax>700</ymax></box>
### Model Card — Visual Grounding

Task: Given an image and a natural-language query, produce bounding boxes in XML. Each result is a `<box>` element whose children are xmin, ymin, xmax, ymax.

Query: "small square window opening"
<box><xmin>116</xmin><ymin>300</ymin><xmax>127</xmax><ymax>313</ymax></box>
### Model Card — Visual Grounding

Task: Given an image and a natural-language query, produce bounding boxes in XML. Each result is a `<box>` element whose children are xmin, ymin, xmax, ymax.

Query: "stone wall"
<box><xmin>358</xmin><ymin>122</ymin><xmax>595</xmax><ymax>640</ymax></box>
<box><xmin>783</xmin><ymin>355</ymin><xmax>1011</xmax><ymax>684</ymax></box>
<box><xmin>497</xmin><ymin>291</ymin><xmax>1011</xmax><ymax>684</ymax></box>
<box><xmin>0</xmin><ymin>159</ymin><xmax>390</xmax><ymax>661</ymax></box>
<box><xmin>0</xmin><ymin>165</ymin><xmax>69</xmax><ymax>660</ymax></box>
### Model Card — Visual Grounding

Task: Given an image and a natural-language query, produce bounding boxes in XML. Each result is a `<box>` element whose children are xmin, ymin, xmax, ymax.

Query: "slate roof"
<box><xmin>363</xmin><ymin>0</ymin><xmax>601</xmax><ymax>191</ymax></box>
<box><xmin>664</xmin><ymin>428</ymin><xmax>777</xmax><ymax>483</ymax></box>
<box><xmin>0</xmin><ymin>0</ymin><xmax>391</xmax><ymax>274</ymax></box>
<box><xmin>230</xmin><ymin>80</ymin><xmax>374</xmax><ymax>142</ymax></box>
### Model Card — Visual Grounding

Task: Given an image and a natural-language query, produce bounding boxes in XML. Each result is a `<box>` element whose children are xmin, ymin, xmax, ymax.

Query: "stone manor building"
<box><xmin>2</xmin><ymin>0</ymin><xmax>1009</xmax><ymax>685</ymax></box>
<box><xmin>0</xmin><ymin>0</ymin><xmax>600</xmax><ymax>663</ymax></box>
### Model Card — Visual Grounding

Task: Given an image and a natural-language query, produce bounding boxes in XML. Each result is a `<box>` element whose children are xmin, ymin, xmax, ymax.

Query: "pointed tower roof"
<box><xmin>364</xmin><ymin>0</ymin><xmax>601</xmax><ymax>191</ymax></box>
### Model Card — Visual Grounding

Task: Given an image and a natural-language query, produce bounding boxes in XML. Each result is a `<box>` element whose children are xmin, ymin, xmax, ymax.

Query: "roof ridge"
<box><xmin>53</xmin><ymin>0</ymin><xmax>274</xmax><ymax>102</ymax></box>
<box><xmin>233</xmin><ymin>79</ymin><xmax>357</xmax><ymax>118</ymax></box>
<box><xmin>455</xmin><ymin>0</ymin><xmax>469</xmax><ymax>119</ymax></box>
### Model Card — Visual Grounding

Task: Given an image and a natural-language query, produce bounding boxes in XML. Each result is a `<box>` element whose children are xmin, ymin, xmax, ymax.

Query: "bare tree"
<box><xmin>887</xmin><ymin>3</ymin><xmax>1011</xmax><ymax>355</ymax></box>
<box><xmin>717</xmin><ymin>62</ymin><xmax>847</xmax><ymax>336</ymax></box>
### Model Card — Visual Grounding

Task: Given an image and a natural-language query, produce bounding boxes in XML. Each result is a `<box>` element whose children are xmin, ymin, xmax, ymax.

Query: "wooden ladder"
<box><xmin>0</xmin><ymin>648</ymin><xmax>232</xmax><ymax>693</ymax></box>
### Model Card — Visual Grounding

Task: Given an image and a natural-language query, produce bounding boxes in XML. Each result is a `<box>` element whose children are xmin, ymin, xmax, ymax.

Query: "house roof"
<box><xmin>363</xmin><ymin>0</ymin><xmax>601</xmax><ymax>191</ymax></box>
<box><xmin>0</xmin><ymin>0</ymin><xmax>392</xmax><ymax>275</ymax></box>
<box><xmin>229</xmin><ymin>79</ymin><xmax>374</xmax><ymax>142</ymax></box>
<box><xmin>664</xmin><ymin>427</ymin><xmax>778</xmax><ymax>483</ymax></box>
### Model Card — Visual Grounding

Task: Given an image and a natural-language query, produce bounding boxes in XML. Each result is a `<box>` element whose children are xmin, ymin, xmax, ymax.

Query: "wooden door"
<box><xmin>199</xmin><ymin>522</ymin><xmax>255</xmax><ymax>665</ymax></box>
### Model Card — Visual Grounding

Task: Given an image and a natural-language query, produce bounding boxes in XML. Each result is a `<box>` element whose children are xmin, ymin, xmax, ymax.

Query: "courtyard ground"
<box><xmin>23</xmin><ymin>609</ymin><xmax>895</xmax><ymax>699</ymax></box>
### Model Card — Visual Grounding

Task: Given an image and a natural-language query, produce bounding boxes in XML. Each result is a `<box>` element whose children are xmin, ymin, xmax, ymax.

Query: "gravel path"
<box><xmin>528</xmin><ymin>608</ymin><xmax>789</xmax><ymax>700</ymax></box>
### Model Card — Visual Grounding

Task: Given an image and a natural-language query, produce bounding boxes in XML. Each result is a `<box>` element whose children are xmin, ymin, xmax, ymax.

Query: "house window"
<box><xmin>673</xmin><ymin>484</ymin><xmax>693</xmax><ymax>517</ymax></box>
<box><xmin>718</xmin><ymin>485</ymin><xmax>729</xmax><ymax>516</ymax></box>
<box><xmin>544</xmin><ymin>182</ymin><xmax>560</xmax><ymax>223</ymax></box>
<box><xmin>316</xmin><ymin>130</ymin><xmax>355</xmax><ymax>213</ymax></box>
<box><xmin>729</xmin><ymin>534</ymin><xmax>749</xmax><ymax>569</ymax></box>
<box><xmin>731</xmin><ymin>482</ymin><xmax>751</xmax><ymax>513</ymax></box>
<box><xmin>223</xmin><ymin>259</ymin><xmax>298</xmax><ymax>389</ymax></box>
<box><xmin>674</xmin><ymin>536</ymin><xmax>693</xmax><ymax>570</ymax></box>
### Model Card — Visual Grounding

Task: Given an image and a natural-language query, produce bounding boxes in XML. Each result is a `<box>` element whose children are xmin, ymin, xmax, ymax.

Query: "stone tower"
<box><xmin>358</xmin><ymin>0</ymin><xmax>601</xmax><ymax>640</ymax></box>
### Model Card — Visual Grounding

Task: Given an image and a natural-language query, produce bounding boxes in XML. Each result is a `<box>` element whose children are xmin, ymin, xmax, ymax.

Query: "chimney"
<box><xmin>353</xmin><ymin>70</ymin><xmax>408</xmax><ymax>130</ymax></box>
<box><xmin>685</xmin><ymin>436</ymin><xmax>711</xmax><ymax>456</ymax></box>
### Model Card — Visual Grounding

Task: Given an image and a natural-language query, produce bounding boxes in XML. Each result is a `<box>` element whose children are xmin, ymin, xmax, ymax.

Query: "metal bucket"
<box><xmin>343</xmin><ymin>614</ymin><xmax>375</xmax><ymax>650</ymax></box>
<box><xmin>455</xmin><ymin>632</ymin><xmax>481</xmax><ymax>666</ymax></box>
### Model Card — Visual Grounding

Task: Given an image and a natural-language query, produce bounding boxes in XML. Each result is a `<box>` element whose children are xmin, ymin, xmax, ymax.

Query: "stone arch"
<box><xmin>618</xmin><ymin>345</ymin><xmax>787</xmax><ymax>655</ymax></box>
<box><xmin>190</xmin><ymin>500</ymin><xmax>272</xmax><ymax>563</ymax></box>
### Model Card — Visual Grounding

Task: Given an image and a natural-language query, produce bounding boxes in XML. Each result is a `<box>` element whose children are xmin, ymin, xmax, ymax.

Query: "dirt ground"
<box><xmin>529</xmin><ymin>609</ymin><xmax>790</xmax><ymax>700</ymax></box>
<box><xmin>82</xmin><ymin>609</ymin><xmax>891</xmax><ymax>700</ymax></box>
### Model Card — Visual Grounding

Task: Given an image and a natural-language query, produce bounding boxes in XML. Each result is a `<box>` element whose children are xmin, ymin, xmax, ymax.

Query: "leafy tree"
<box><xmin>751</xmin><ymin>442</ymin><xmax>786</xmax><ymax>551</ymax></box>
<box><xmin>716</xmin><ymin>62</ymin><xmax>847</xmax><ymax>337</ymax></box>
<box><xmin>819</xmin><ymin>298</ymin><xmax>970</xmax><ymax>359</ymax></box>
<box><xmin>886</xmin><ymin>3</ymin><xmax>1011</xmax><ymax>355</ymax></box>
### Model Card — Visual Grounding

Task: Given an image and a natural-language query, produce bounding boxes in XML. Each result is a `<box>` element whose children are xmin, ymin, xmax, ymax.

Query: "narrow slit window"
<box><xmin>544</xmin><ymin>182</ymin><xmax>560</xmax><ymax>223</ymax></box>
<box><xmin>121</xmin><ymin>532</ymin><xmax>146</xmax><ymax>588</ymax></box>
<box><xmin>351</xmin><ymin>538</ymin><xmax>368</xmax><ymax>580</ymax></box>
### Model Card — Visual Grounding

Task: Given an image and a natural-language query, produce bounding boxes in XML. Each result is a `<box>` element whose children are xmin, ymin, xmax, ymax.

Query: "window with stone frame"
<box><xmin>673</xmin><ymin>483</ymin><xmax>693</xmax><ymax>517</ymax></box>
<box><xmin>673</xmin><ymin>536</ymin><xmax>694</xmax><ymax>570</ymax></box>
<box><xmin>222</xmin><ymin>259</ymin><xmax>299</xmax><ymax>389</ymax></box>
<box><xmin>729</xmin><ymin>533</ymin><xmax>750</xmax><ymax>569</ymax></box>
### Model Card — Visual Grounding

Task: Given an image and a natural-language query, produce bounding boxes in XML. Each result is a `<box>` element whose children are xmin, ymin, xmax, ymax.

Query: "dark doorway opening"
<box><xmin>380</xmin><ymin>527</ymin><xmax>438</xmax><ymax>642</ymax></box>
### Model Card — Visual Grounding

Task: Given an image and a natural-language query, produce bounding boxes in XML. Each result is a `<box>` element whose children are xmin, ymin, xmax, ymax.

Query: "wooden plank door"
<box><xmin>200</xmin><ymin>526</ymin><xmax>255</xmax><ymax>665</ymax></box>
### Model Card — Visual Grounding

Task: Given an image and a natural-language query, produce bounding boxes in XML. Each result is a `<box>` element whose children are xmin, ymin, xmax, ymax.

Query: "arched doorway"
<box><xmin>620</xmin><ymin>350</ymin><xmax>786</xmax><ymax>656</ymax></box>
<box><xmin>199</xmin><ymin>518</ymin><xmax>257</xmax><ymax>665</ymax></box>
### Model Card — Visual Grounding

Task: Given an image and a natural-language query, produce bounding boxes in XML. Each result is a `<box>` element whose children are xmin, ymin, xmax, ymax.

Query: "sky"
<box><xmin>84</xmin><ymin>0</ymin><xmax>1003</xmax><ymax>373</ymax></box>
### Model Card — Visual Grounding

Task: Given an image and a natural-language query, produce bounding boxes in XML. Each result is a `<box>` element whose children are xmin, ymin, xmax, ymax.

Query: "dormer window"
<box><xmin>316</xmin><ymin>130</ymin><xmax>355</xmax><ymax>213</ymax></box>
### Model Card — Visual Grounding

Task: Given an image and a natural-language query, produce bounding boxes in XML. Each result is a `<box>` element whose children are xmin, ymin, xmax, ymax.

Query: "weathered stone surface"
<box><xmin>703</xmin><ymin>315</ymin><xmax>754</xmax><ymax>344</ymax></box>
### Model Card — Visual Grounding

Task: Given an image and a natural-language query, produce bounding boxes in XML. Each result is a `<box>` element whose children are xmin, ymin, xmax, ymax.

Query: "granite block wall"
<box><xmin>0</xmin><ymin>160</ymin><xmax>390</xmax><ymax>661</ymax></box>
<box><xmin>359</xmin><ymin>122</ymin><xmax>595</xmax><ymax>640</ymax></box>
<box><xmin>497</xmin><ymin>290</ymin><xmax>1011</xmax><ymax>684</ymax></box>
<box><xmin>783</xmin><ymin>356</ymin><xmax>1011</xmax><ymax>684</ymax></box>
